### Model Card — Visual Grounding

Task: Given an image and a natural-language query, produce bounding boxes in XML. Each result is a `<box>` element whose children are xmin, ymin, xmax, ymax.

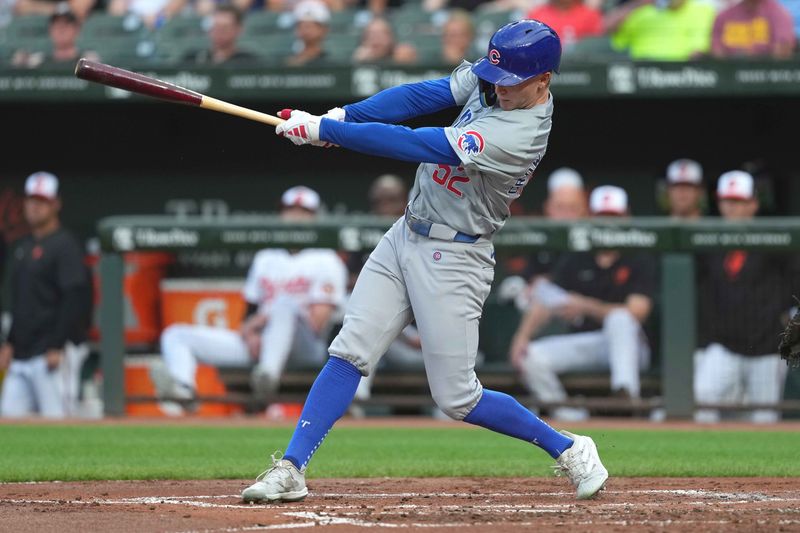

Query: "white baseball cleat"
<box><xmin>554</xmin><ymin>430</ymin><xmax>609</xmax><ymax>499</ymax></box>
<box><xmin>242</xmin><ymin>452</ymin><xmax>308</xmax><ymax>503</ymax></box>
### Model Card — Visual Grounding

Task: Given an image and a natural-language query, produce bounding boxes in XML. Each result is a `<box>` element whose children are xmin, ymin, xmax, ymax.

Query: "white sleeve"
<box><xmin>444</xmin><ymin>111</ymin><xmax>550</xmax><ymax>179</ymax></box>
<box><xmin>242</xmin><ymin>252</ymin><xmax>265</xmax><ymax>304</ymax></box>
<box><xmin>308</xmin><ymin>253</ymin><xmax>348</xmax><ymax>308</ymax></box>
<box><xmin>449</xmin><ymin>61</ymin><xmax>479</xmax><ymax>106</ymax></box>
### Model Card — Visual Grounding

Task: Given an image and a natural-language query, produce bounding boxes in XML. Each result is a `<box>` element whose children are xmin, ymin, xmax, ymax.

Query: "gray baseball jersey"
<box><xmin>408</xmin><ymin>61</ymin><xmax>554</xmax><ymax>237</ymax></box>
<box><xmin>330</xmin><ymin>63</ymin><xmax>555</xmax><ymax>423</ymax></box>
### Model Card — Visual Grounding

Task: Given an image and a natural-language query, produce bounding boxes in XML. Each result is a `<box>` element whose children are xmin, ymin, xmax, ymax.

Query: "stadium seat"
<box><xmin>242</xmin><ymin>10</ymin><xmax>293</xmax><ymax>37</ymax></box>
<box><xmin>239</xmin><ymin>33</ymin><xmax>294</xmax><ymax>63</ymax></box>
<box><xmin>325</xmin><ymin>33</ymin><xmax>359</xmax><ymax>62</ymax></box>
<box><xmin>81</xmin><ymin>13</ymin><xmax>148</xmax><ymax>39</ymax></box>
<box><xmin>328</xmin><ymin>9</ymin><xmax>361</xmax><ymax>34</ymax></box>
<box><xmin>562</xmin><ymin>36</ymin><xmax>626</xmax><ymax>62</ymax></box>
<box><xmin>389</xmin><ymin>5</ymin><xmax>434</xmax><ymax>38</ymax></box>
<box><xmin>152</xmin><ymin>15</ymin><xmax>209</xmax><ymax>64</ymax></box>
<box><xmin>4</xmin><ymin>15</ymin><xmax>50</xmax><ymax>56</ymax></box>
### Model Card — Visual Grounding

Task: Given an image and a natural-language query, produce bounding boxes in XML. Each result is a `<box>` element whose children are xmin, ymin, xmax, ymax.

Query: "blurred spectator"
<box><xmin>109</xmin><ymin>0</ymin><xmax>187</xmax><ymax>28</ymax></box>
<box><xmin>527</xmin><ymin>0</ymin><xmax>603</xmax><ymax>48</ymax></box>
<box><xmin>287</xmin><ymin>0</ymin><xmax>330</xmax><ymax>66</ymax></box>
<box><xmin>441</xmin><ymin>9</ymin><xmax>476</xmax><ymax>65</ymax></box>
<box><xmin>156</xmin><ymin>186</ymin><xmax>348</xmax><ymax>409</ymax></box>
<box><xmin>711</xmin><ymin>0</ymin><xmax>796</xmax><ymax>59</ymax></box>
<box><xmin>606</xmin><ymin>0</ymin><xmax>716</xmax><ymax>60</ymax></box>
<box><xmin>183</xmin><ymin>4</ymin><xmax>257</xmax><ymax>65</ymax></box>
<box><xmin>368</xmin><ymin>174</ymin><xmax>410</xmax><ymax>216</ymax></box>
<box><xmin>510</xmin><ymin>185</ymin><xmax>655</xmax><ymax>421</ymax></box>
<box><xmin>665</xmin><ymin>158</ymin><xmax>705</xmax><ymax>219</ymax></box>
<box><xmin>12</xmin><ymin>6</ymin><xmax>99</xmax><ymax>69</ymax></box>
<box><xmin>694</xmin><ymin>171</ymin><xmax>798</xmax><ymax>423</ymax></box>
<box><xmin>352</xmin><ymin>17</ymin><xmax>417</xmax><ymax>64</ymax></box>
<box><xmin>0</xmin><ymin>172</ymin><xmax>92</xmax><ymax>419</ymax></box>
<box><xmin>14</xmin><ymin>0</ymin><xmax>94</xmax><ymax>21</ymax></box>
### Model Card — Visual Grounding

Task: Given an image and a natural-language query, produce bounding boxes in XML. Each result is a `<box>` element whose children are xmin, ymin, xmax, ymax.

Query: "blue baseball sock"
<box><xmin>284</xmin><ymin>356</ymin><xmax>362</xmax><ymax>470</ymax></box>
<box><xmin>463</xmin><ymin>389</ymin><xmax>573</xmax><ymax>459</ymax></box>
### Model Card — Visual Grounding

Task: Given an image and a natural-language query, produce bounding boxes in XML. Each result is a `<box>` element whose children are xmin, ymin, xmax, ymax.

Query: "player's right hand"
<box><xmin>277</xmin><ymin>108</ymin><xmax>341</xmax><ymax>148</ymax></box>
<box><xmin>0</xmin><ymin>343</ymin><xmax>12</xmax><ymax>371</ymax></box>
<box><xmin>509</xmin><ymin>335</ymin><xmax>529</xmax><ymax>372</ymax></box>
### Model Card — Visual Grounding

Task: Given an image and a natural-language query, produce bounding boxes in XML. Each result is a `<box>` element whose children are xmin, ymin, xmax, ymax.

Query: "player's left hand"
<box><xmin>276</xmin><ymin>109</ymin><xmax>338</xmax><ymax>148</ymax></box>
<box><xmin>45</xmin><ymin>349</ymin><xmax>63</xmax><ymax>371</ymax></box>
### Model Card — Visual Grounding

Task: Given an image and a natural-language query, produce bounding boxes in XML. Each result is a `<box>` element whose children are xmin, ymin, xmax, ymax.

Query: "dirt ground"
<box><xmin>1</xmin><ymin>477</ymin><xmax>799</xmax><ymax>532</ymax></box>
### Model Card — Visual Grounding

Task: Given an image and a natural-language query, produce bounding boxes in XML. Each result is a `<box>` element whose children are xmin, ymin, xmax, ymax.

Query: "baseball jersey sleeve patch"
<box><xmin>457</xmin><ymin>130</ymin><xmax>485</xmax><ymax>155</ymax></box>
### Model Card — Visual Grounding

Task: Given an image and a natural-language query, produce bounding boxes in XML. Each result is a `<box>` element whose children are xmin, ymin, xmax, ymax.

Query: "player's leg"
<box><xmin>243</xmin><ymin>221</ymin><xmax>413</xmax><ymax>502</ymax></box>
<box><xmin>694</xmin><ymin>343</ymin><xmax>743</xmax><ymax>423</ymax></box>
<box><xmin>407</xmin><ymin>236</ymin><xmax>606</xmax><ymax>499</ymax></box>
<box><xmin>252</xmin><ymin>295</ymin><xmax>332</xmax><ymax>398</ymax></box>
<box><xmin>0</xmin><ymin>360</ymin><xmax>36</xmax><ymax>417</ymax></box>
<box><xmin>160</xmin><ymin>324</ymin><xmax>251</xmax><ymax>395</ymax></box>
<box><xmin>30</xmin><ymin>355</ymin><xmax>66</xmax><ymax>418</ymax></box>
<box><xmin>603</xmin><ymin>308</ymin><xmax>649</xmax><ymax>398</ymax></box>
<box><xmin>60</xmin><ymin>342</ymin><xmax>90</xmax><ymax>417</ymax></box>
<box><xmin>743</xmin><ymin>354</ymin><xmax>787</xmax><ymax>423</ymax></box>
<box><xmin>523</xmin><ymin>331</ymin><xmax>608</xmax><ymax>421</ymax></box>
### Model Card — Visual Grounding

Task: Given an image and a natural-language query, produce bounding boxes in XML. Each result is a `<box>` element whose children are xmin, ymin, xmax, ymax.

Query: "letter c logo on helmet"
<box><xmin>471</xmin><ymin>20</ymin><xmax>561</xmax><ymax>88</ymax></box>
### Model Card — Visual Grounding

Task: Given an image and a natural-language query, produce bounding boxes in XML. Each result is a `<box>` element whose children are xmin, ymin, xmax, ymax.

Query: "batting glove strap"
<box><xmin>276</xmin><ymin>109</ymin><xmax>323</xmax><ymax>146</ymax></box>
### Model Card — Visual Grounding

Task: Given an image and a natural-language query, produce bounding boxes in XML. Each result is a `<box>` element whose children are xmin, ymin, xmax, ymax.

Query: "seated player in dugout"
<box><xmin>497</xmin><ymin>167</ymin><xmax>590</xmax><ymax>311</ymax></box>
<box><xmin>156</xmin><ymin>186</ymin><xmax>349</xmax><ymax>410</ymax></box>
<box><xmin>694</xmin><ymin>170</ymin><xmax>800</xmax><ymax>423</ymax></box>
<box><xmin>242</xmin><ymin>20</ymin><xmax>609</xmax><ymax>505</ymax></box>
<box><xmin>509</xmin><ymin>185</ymin><xmax>656</xmax><ymax>422</ymax></box>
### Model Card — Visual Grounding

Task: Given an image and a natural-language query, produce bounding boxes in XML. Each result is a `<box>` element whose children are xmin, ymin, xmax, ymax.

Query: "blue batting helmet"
<box><xmin>471</xmin><ymin>20</ymin><xmax>561</xmax><ymax>87</ymax></box>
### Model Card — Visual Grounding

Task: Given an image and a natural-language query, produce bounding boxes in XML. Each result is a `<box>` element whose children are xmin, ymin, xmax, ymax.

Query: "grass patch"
<box><xmin>0</xmin><ymin>425</ymin><xmax>796</xmax><ymax>482</ymax></box>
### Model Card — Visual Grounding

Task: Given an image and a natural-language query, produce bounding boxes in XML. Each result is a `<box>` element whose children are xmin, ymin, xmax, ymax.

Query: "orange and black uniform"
<box><xmin>697</xmin><ymin>251</ymin><xmax>800</xmax><ymax>356</ymax></box>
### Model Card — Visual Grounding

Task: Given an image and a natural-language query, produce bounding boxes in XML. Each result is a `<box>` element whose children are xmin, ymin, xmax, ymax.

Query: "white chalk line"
<box><xmin>4</xmin><ymin>488</ymin><xmax>800</xmax><ymax>532</ymax></box>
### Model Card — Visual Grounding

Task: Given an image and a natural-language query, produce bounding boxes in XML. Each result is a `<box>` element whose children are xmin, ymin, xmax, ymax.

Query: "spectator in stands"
<box><xmin>605</xmin><ymin>0</ymin><xmax>716</xmax><ymax>61</ymax></box>
<box><xmin>352</xmin><ymin>17</ymin><xmax>417</xmax><ymax>64</ymax></box>
<box><xmin>109</xmin><ymin>0</ymin><xmax>186</xmax><ymax>29</ymax></box>
<box><xmin>0</xmin><ymin>172</ymin><xmax>92</xmax><ymax>419</ymax></box>
<box><xmin>694</xmin><ymin>171</ymin><xmax>798</xmax><ymax>423</ymax></box>
<box><xmin>287</xmin><ymin>0</ymin><xmax>330</xmax><ymax>66</ymax></box>
<box><xmin>12</xmin><ymin>5</ymin><xmax>99</xmax><ymax>68</ymax></box>
<box><xmin>527</xmin><ymin>0</ymin><xmax>603</xmax><ymax>48</ymax></box>
<box><xmin>14</xmin><ymin>0</ymin><xmax>94</xmax><ymax>21</ymax></box>
<box><xmin>157</xmin><ymin>186</ymin><xmax>348</xmax><ymax>409</ymax></box>
<box><xmin>711</xmin><ymin>0</ymin><xmax>796</xmax><ymax>59</ymax></box>
<box><xmin>665</xmin><ymin>158</ymin><xmax>705</xmax><ymax>219</ymax></box>
<box><xmin>183</xmin><ymin>4</ymin><xmax>257</xmax><ymax>65</ymax></box>
<box><xmin>509</xmin><ymin>185</ymin><xmax>655</xmax><ymax>421</ymax></box>
<box><xmin>441</xmin><ymin>9</ymin><xmax>476</xmax><ymax>65</ymax></box>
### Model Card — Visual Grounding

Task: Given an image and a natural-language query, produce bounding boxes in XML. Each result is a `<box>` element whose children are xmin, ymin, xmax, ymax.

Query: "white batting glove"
<box><xmin>276</xmin><ymin>109</ymin><xmax>322</xmax><ymax>146</ymax></box>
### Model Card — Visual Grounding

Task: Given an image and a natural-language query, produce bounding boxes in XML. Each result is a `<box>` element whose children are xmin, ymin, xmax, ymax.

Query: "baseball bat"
<box><xmin>74</xmin><ymin>58</ymin><xmax>284</xmax><ymax>127</ymax></box>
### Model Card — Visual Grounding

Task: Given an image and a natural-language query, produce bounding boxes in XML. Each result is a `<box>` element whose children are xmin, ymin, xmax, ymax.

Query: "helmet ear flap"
<box><xmin>479</xmin><ymin>79</ymin><xmax>496</xmax><ymax>107</ymax></box>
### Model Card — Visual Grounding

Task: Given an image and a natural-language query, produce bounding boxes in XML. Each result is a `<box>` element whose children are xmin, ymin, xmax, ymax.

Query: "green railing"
<box><xmin>97</xmin><ymin>215</ymin><xmax>800</xmax><ymax>417</ymax></box>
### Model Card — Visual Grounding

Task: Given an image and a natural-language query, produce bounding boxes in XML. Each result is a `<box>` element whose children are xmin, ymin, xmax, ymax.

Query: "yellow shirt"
<box><xmin>612</xmin><ymin>1</ymin><xmax>717</xmax><ymax>60</ymax></box>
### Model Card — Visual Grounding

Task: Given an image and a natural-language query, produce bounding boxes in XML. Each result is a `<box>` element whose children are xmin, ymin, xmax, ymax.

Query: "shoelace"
<box><xmin>255</xmin><ymin>451</ymin><xmax>290</xmax><ymax>483</ymax></box>
<box><xmin>552</xmin><ymin>445</ymin><xmax>592</xmax><ymax>485</ymax></box>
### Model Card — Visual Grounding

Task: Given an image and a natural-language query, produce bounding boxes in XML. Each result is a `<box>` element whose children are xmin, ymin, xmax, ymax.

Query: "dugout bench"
<box><xmin>97</xmin><ymin>216</ymin><xmax>800</xmax><ymax>418</ymax></box>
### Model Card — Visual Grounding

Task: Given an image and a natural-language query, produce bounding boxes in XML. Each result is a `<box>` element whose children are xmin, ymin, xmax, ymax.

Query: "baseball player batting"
<box><xmin>242</xmin><ymin>20</ymin><xmax>608</xmax><ymax>504</ymax></box>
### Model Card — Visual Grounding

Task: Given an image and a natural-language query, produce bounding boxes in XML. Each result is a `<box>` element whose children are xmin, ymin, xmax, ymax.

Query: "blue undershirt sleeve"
<box><xmin>343</xmin><ymin>78</ymin><xmax>457</xmax><ymax>124</ymax></box>
<box><xmin>320</xmin><ymin>119</ymin><xmax>461</xmax><ymax>166</ymax></box>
